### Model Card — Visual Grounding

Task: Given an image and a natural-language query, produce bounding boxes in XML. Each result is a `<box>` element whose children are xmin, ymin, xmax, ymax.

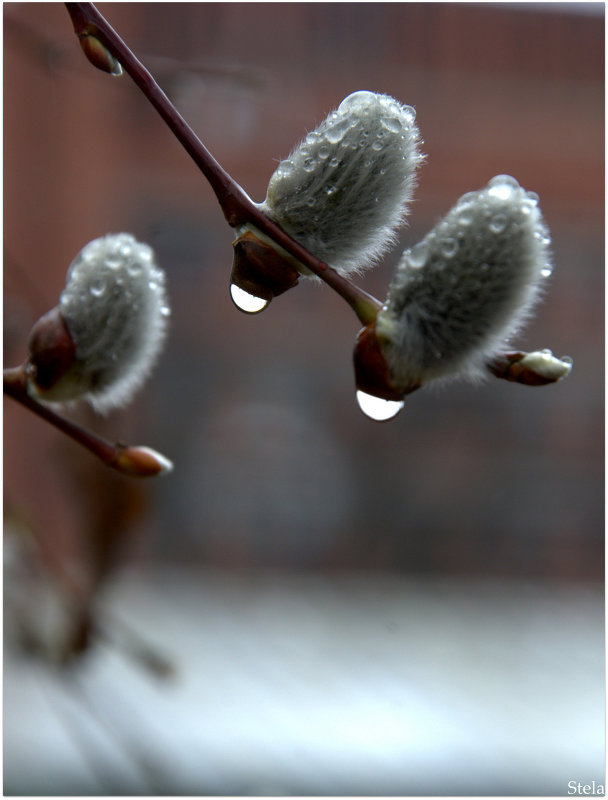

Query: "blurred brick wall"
<box><xmin>4</xmin><ymin>3</ymin><xmax>604</xmax><ymax>580</ymax></box>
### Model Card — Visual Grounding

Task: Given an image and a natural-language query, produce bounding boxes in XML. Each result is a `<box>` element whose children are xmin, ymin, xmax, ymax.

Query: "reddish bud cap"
<box><xmin>230</xmin><ymin>227</ymin><xmax>300</xmax><ymax>311</ymax></box>
<box><xmin>27</xmin><ymin>307</ymin><xmax>77</xmax><ymax>393</ymax></box>
<box><xmin>353</xmin><ymin>322</ymin><xmax>420</xmax><ymax>401</ymax></box>
<box><xmin>78</xmin><ymin>33</ymin><xmax>122</xmax><ymax>76</ymax></box>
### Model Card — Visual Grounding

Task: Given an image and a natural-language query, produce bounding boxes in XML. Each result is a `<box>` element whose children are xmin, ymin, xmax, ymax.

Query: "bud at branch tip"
<box><xmin>113</xmin><ymin>445</ymin><xmax>174</xmax><ymax>478</ymax></box>
<box><xmin>78</xmin><ymin>32</ymin><xmax>123</xmax><ymax>76</ymax></box>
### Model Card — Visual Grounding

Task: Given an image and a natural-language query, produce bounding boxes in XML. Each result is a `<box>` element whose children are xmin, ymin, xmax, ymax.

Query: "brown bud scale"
<box><xmin>353</xmin><ymin>322</ymin><xmax>420</xmax><ymax>401</ymax></box>
<box><xmin>27</xmin><ymin>307</ymin><xmax>77</xmax><ymax>392</ymax></box>
<box><xmin>231</xmin><ymin>230</ymin><xmax>300</xmax><ymax>302</ymax></box>
<box><xmin>78</xmin><ymin>33</ymin><xmax>122</xmax><ymax>76</ymax></box>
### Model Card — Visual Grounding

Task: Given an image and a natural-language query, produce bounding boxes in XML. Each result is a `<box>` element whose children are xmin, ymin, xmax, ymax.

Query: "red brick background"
<box><xmin>4</xmin><ymin>3</ymin><xmax>604</xmax><ymax>582</ymax></box>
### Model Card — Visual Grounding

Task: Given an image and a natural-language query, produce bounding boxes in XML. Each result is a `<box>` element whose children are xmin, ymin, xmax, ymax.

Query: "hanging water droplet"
<box><xmin>329</xmin><ymin>157</ymin><xmax>340</xmax><ymax>168</ymax></box>
<box><xmin>160</xmin><ymin>305</ymin><xmax>171</xmax><ymax>317</ymax></box>
<box><xmin>325</xmin><ymin>185</ymin><xmax>337</xmax><ymax>196</ymax></box>
<box><xmin>371</xmin><ymin>140</ymin><xmax>384</xmax><ymax>151</ymax></box>
<box><xmin>356</xmin><ymin>390</ymin><xmax>404</xmax><ymax>421</ymax></box>
<box><xmin>106</xmin><ymin>257</ymin><xmax>121</xmax><ymax>270</ymax></box>
<box><xmin>541</xmin><ymin>265</ymin><xmax>553</xmax><ymax>278</ymax></box>
<box><xmin>560</xmin><ymin>355</ymin><xmax>573</xmax><ymax>365</ymax></box>
<box><xmin>318</xmin><ymin>145</ymin><xmax>330</xmax><ymax>159</ymax></box>
<box><xmin>230</xmin><ymin>283</ymin><xmax>269</xmax><ymax>314</ymax></box>
<box><xmin>302</xmin><ymin>157</ymin><xmax>316</xmax><ymax>173</ymax></box>
<box><xmin>489</xmin><ymin>214</ymin><xmax>507</xmax><ymax>233</ymax></box>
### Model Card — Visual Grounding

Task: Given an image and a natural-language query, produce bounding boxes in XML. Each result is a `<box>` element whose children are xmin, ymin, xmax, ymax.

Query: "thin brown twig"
<box><xmin>63</xmin><ymin>2</ymin><xmax>381</xmax><ymax>325</ymax></box>
<box><xmin>3</xmin><ymin>365</ymin><xmax>172</xmax><ymax>477</ymax></box>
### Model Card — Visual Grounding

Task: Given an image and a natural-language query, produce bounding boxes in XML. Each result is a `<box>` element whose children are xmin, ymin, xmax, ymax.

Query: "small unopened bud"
<box><xmin>78</xmin><ymin>33</ymin><xmax>122</xmax><ymax>76</ymax></box>
<box><xmin>28</xmin><ymin>234</ymin><xmax>169</xmax><ymax>413</ymax></box>
<box><xmin>260</xmin><ymin>90</ymin><xmax>423</xmax><ymax>280</ymax></box>
<box><xmin>488</xmin><ymin>350</ymin><xmax>573</xmax><ymax>386</ymax></box>
<box><xmin>113</xmin><ymin>445</ymin><xmax>174</xmax><ymax>478</ymax></box>
<box><xmin>370</xmin><ymin>175</ymin><xmax>552</xmax><ymax>395</ymax></box>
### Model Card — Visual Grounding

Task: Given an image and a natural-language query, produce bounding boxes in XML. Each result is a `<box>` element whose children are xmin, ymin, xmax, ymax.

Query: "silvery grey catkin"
<box><xmin>375</xmin><ymin>175</ymin><xmax>552</xmax><ymax>390</ymax></box>
<box><xmin>259</xmin><ymin>90</ymin><xmax>424</xmax><ymax>277</ymax></box>
<box><xmin>28</xmin><ymin>233</ymin><xmax>169</xmax><ymax>413</ymax></box>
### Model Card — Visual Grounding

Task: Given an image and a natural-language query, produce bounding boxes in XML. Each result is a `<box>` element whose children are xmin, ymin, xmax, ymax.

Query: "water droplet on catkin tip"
<box><xmin>356</xmin><ymin>390</ymin><xmax>404</xmax><ymax>421</ymax></box>
<box><xmin>230</xmin><ymin>283</ymin><xmax>269</xmax><ymax>314</ymax></box>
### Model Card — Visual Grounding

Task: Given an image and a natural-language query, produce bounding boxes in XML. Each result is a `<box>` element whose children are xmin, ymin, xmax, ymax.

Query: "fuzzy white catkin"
<box><xmin>375</xmin><ymin>175</ymin><xmax>552</xmax><ymax>388</ymax></box>
<box><xmin>259</xmin><ymin>90</ymin><xmax>424</xmax><ymax>277</ymax></box>
<box><xmin>58</xmin><ymin>233</ymin><xmax>169</xmax><ymax>413</ymax></box>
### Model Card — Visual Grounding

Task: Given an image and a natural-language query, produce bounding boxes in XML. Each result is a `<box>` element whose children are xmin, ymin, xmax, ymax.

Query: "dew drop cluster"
<box><xmin>393</xmin><ymin>175</ymin><xmax>553</xmax><ymax>291</ymax></box>
<box><xmin>260</xmin><ymin>90</ymin><xmax>424</xmax><ymax>277</ymax></box>
<box><xmin>62</xmin><ymin>234</ymin><xmax>169</xmax><ymax>338</ymax></box>
<box><xmin>57</xmin><ymin>233</ymin><xmax>170</xmax><ymax>413</ymax></box>
<box><xmin>374</xmin><ymin>175</ymin><xmax>554</xmax><ymax>391</ymax></box>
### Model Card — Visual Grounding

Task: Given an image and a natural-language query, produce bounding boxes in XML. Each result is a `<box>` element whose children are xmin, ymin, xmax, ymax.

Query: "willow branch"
<box><xmin>4</xmin><ymin>365</ymin><xmax>172</xmax><ymax>477</ymax></box>
<box><xmin>63</xmin><ymin>2</ymin><xmax>381</xmax><ymax>325</ymax></box>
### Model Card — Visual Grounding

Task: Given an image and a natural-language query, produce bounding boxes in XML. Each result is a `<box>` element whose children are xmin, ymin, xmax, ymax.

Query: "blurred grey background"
<box><xmin>3</xmin><ymin>2</ymin><xmax>604</xmax><ymax>795</ymax></box>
